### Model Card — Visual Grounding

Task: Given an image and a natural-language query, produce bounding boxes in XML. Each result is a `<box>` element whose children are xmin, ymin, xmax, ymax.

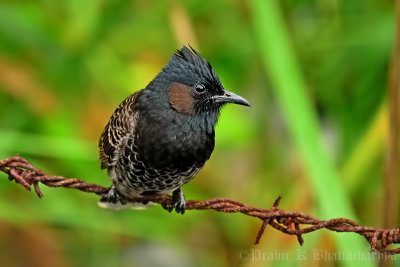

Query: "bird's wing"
<box><xmin>99</xmin><ymin>91</ymin><xmax>141</xmax><ymax>169</ymax></box>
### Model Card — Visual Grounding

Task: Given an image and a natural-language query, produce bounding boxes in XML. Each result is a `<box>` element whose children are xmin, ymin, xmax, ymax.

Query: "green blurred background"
<box><xmin>0</xmin><ymin>0</ymin><xmax>398</xmax><ymax>266</ymax></box>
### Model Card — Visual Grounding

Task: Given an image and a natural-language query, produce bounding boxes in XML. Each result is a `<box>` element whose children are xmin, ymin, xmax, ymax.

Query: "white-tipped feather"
<box><xmin>97</xmin><ymin>200</ymin><xmax>154</xmax><ymax>210</ymax></box>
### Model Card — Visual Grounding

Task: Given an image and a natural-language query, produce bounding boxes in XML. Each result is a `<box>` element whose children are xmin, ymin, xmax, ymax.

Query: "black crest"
<box><xmin>162</xmin><ymin>45</ymin><xmax>224</xmax><ymax>94</ymax></box>
<box><xmin>173</xmin><ymin>45</ymin><xmax>213</xmax><ymax>72</ymax></box>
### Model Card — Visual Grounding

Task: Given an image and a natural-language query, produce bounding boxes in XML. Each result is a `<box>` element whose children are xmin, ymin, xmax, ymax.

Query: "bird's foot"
<box><xmin>100</xmin><ymin>185</ymin><xmax>127</xmax><ymax>205</ymax></box>
<box><xmin>168</xmin><ymin>188</ymin><xmax>186</xmax><ymax>214</ymax></box>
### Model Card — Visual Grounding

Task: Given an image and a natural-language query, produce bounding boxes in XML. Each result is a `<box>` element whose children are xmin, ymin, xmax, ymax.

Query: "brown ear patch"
<box><xmin>168</xmin><ymin>82</ymin><xmax>195</xmax><ymax>115</ymax></box>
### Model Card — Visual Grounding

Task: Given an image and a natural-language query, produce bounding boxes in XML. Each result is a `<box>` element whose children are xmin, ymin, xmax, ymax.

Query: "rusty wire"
<box><xmin>1</xmin><ymin>154</ymin><xmax>400</xmax><ymax>255</ymax></box>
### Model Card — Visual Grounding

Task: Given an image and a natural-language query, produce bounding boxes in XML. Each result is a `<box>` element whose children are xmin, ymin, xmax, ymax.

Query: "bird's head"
<box><xmin>154</xmin><ymin>45</ymin><xmax>250</xmax><ymax>117</ymax></box>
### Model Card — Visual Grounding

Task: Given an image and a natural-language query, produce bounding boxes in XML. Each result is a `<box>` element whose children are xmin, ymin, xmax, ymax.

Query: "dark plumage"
<box><xmin>99</xmin><ymin>45</ymin><xmax>249</xmax><ymax>214</ymax></box>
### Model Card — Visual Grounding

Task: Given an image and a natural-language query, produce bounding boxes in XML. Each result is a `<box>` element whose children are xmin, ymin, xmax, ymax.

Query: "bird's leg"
<box><xmin>100</xmin><ymin>185</ymin><xmax>128</xmax><ymax>205</ymax></box>
<box><xmin>169</xmin><ymin>188</ymin><xmax>186</xmax><ymax>214</ymax></box>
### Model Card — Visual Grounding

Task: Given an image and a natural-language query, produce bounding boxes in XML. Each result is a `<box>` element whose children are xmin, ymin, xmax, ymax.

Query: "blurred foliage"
<box><xmin>0</xmin><ymin>0</ymin><xmax>397</xmax><ymax>266</ymax></box>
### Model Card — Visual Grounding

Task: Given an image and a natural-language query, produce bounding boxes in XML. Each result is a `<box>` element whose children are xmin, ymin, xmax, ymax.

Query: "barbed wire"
<box><xmin>1</xmin><ymin>154</ymin><xmax>400</xmax><ymax>255</ymax></box>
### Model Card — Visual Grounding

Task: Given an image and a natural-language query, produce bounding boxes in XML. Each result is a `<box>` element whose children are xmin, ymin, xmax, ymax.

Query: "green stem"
<box><xmin>250</xmin><ymin>1</ymin><xmax>372</xmax><ymax>265</ymax></box>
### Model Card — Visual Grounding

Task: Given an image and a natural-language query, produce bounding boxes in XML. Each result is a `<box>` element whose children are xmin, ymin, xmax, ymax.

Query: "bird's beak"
<box><xmin>213</xmin><ymin>90</ymin><xmax>250</xmax><ymax>107</ymax></box>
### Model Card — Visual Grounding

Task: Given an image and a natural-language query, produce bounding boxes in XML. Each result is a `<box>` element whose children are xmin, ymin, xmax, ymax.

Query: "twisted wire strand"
<box><xmin>1</xmin><ymin>154</ymin><xmax>400</xmax><ymax>255</ymax></box>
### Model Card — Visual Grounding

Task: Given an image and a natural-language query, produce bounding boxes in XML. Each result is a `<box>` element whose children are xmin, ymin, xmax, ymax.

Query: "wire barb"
<box><xmin>1</xmin><ymin>154</ymin><xmax>400</xmax><ymax>255</ymax></box>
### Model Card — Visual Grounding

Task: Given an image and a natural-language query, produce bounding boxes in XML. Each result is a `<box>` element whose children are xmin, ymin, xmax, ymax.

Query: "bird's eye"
<box><xmin>194</xmin><ymin>84</ymin><xmax>206</xmax><ymax>94</ymax></box>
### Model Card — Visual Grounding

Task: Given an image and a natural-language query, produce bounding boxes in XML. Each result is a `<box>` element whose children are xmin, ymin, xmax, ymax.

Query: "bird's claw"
<box><xmin>168</xmin><ymin>189</ymin><xmax>186</xmax><ymax>214</ymax></box>
<box><xmin>101</xmin><ymin>185</ymin><xmax>127</xmax><ymax>204</ymax></box>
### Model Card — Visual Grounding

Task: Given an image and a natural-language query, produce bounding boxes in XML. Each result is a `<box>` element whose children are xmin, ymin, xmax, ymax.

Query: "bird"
<box><xmin>98</xmin><ymin>45</ymin><xmax>249</xmax><ymax>214</ymax></box>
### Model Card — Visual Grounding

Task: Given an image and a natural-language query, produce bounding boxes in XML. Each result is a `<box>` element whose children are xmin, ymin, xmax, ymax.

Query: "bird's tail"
<box><xmin>97</xmin><ymin>199</ymin><xmax>154</xmax><ymax>210</ymax></box>
<box><xmin>98</xmin><ymin>185</ymin><xmax>154</xmax><ymax>210</ymax></box>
